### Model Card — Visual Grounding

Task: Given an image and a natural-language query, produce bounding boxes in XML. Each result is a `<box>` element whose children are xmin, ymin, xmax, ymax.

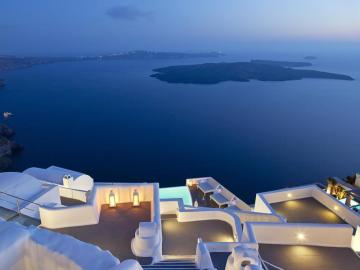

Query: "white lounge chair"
<box><xmin>210</xmin><ymin>187</ymin><xmax>235</xmax><ymax>208</ymax></box>
<box><xmin>197</xmin><ymin>177</ymin><xmax>220</xmax><ymax>196</ymax></box>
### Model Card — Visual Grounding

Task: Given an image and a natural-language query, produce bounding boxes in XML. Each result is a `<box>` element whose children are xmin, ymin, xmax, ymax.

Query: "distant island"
<box><xmin>304</xmin><ymin>56</ymin><xmax>317</xmax><ymax>60</ymax></box>
<box><xmin>99</xmin><ymin>51</ymin><xmax>223</xmax><ymax>60</ymax></box>
<box><xmin>0</xmin><ymin>51</ymin><xmax>223</xmax><ymax>72</ymax></box>
<box><xmin>151</xmin><ymin>60</ymin><xmax>354</xmax><ymax>84</ymax></box>
<box><xmin>250</xmin><ymin>60</ymin><xmax>312</xmax><ymax>67</ymax></box>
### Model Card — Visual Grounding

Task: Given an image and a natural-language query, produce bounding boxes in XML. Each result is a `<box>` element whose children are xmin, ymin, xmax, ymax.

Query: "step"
<box><xmin>161</xmin><ymin>214</ymin><xmax>177</xmax><ymax>219</ymax></box>
<box><xmin>143</xmin><ymin>265</ymin><xmax>196</xmax><ymax>268</ymax></box>
<box><xmin>141</xmin><ymin>268</ymin><xmax>198</xmax><ymax>270</ymax></box>
<box><xmin>162</xmin><ymin>255</ymin><xmax>196</xmax><ymax>261</ymax></box>
<box><xmin>157</xmin><ymin>260</ymin><xmax>195</xmax><ymax>263</ymax></box>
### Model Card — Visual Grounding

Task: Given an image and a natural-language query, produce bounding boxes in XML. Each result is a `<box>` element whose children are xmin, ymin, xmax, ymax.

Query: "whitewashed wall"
<box><xmin>160</xmin><ymin>199</ymin><xmax>182</xmax><ymax>215</ymax></box>
<box><xmin>39</xmin><ymin>183</ymin><xmax>155</xmax><ymax>229</ymax></box>
<box><xmin>243</xmin><ymin>222</ymin><xmax>353</xmax><ymax>248</ymax></box>
<box><xmin>0</xmin><ymin>221</ymin><xmax>128</xmax><ymax>270</ymax></box>
<box><xmin>312</xmin><ymin>187</ymin><xmax>360</xmax><ymax>228</ymax></box>
<box><xmin>131</xmin><ymin>183</ymin><xmax>162</xmax><ymax>262</ymax></box>
<box><xmin>159</xmin><ymin>198</ymin><xmax>242</xmax><ymax>242</ymax></box>
<box><xmin>232</xmin><ymin>210</ymin><xmax>284</xmax><ymax>224</ymax></box>
<box><xmin>253</xmin><ymin>185</ymin><xmax>360</xmax><ymax>228</ymax></box>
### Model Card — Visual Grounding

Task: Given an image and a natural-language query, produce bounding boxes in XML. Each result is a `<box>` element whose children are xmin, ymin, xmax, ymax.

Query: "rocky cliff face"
<box><xmin>0</xmin><ymin>136</ymin><xmax>12</xmax><ymax>156</ymax></box>
<box><xmin>0</xmin><ymin>124</ymin><xmax>23</xmax><ymax>171</ymax></box>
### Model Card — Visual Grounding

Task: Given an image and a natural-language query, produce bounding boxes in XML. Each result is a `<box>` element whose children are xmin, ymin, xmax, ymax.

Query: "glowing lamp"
<box><xmin>287</xmin><ymin>193</ymin><xmax>292</xmax><ymax>198</ymax></box>
<box><xmin>297</xmin><ymin>233</ymin><xmax>305</xmax><ymax>241</ymax></box>
<box><xmin>109</xmin><ymin>190</ymin><xmax>116</xmax><ymax>208</ymax></box>
<box><xmin>133</xmin><ymin>189</ymin><xmax>140</xmax><ymax>207</ymax></box>
<box><xmin>334</xmin><ymin>205</ymin><xmax>339</xmax><ymax>211</ymax></box>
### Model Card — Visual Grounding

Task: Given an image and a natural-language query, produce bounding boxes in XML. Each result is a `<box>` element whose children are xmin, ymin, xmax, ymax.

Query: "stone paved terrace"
<box><xmin>162</xmin><ymin>217</ymin><xmax>234</xmax><ymax>255</ymax></box>
<box><xmin>259</xmin><ymin>244</ymin><xmax>360</xmax><ymax>270</ymax></box>
<box><xmin>53</xmin><ymin>202</ymin><xmax>152</xmax><ymax>264</ymax></box>
<box><xmin>270</xmin><ymin>197</ymin><xmax>346</xmax><ymax>224</ymax></box>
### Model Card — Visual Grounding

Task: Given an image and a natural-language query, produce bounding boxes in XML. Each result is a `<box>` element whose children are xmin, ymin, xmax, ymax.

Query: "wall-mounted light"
<box><xmin>297</xmin><ymin>233</ymin><xmax>305</xmax><ymax>241</ymax></box>
<box><xmin>133</xmin><ymin>189</ymin><xmax>140</xmax><ymax>207</ymax></box>
<box><xmin>109</xmin><ymin>190</ymin><xmax>116</xmax><ymax>208</ymax></box>
<box><xmin>334</xmin><ymin>205</ymin><xmax>339</xmax><ymax>211</ymax></box>
<box><xmin>287</xmin><ymin>193</ymin><xmax>292</xmax><ymax>198</ymax></box>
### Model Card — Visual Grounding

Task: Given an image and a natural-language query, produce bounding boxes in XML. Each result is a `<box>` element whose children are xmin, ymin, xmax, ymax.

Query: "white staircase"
<box><xmin>142</xmin><ymin>259</ymin><xmax>199</xmax><ymax>270</ymax></box>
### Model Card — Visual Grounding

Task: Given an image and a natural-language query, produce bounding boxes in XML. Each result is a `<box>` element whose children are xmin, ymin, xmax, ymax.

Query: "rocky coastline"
<box><xmin>0</xmin><ymin>124</ymin><xmax>23</xmax><ymax>171</ymax></box>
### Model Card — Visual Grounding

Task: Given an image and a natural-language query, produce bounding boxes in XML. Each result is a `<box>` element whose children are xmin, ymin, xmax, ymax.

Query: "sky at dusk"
<box><xmin>0</xmin><ymin>0</ymin><xmax>359</xmax><ymax>56</ymax></box>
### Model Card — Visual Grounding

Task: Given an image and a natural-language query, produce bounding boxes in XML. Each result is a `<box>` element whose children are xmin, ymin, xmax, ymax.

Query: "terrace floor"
<box><xmin>53</xmin><ymin>202</ymin><xmax>151</xmax><ymax>264</ymax></box>
<box><xmin>259</xmin><ymin>244</ymin><xmax>360</xmax><ymax>270</ymax></box>
<box><xmin>188</xmin><ymin>185</ymin><xmax>220</xmax><ymax>208</ymax></box>
<box><xmin>270</xmin><ymin>197</ymin><xmax>346</xmax><ymax>224</ymax></box>
<box><xmin>162</xmin><ymin>217</ymin><xmax>234</xmax><ymax>255</ymax></box>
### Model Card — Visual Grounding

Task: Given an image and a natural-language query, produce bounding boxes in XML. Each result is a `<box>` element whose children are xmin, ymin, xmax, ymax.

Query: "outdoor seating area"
<box><xmin>187</xmin><ymin>177</ymin><xmax>251</xmax><ymax>211</ymax></box>
<box><xmin>0</xmin><ymin>167</ymin><xmax>359</xmax><ymax>270</ymax></box>
<box><xmin>270</xmin><ymin>197</ymin><xmax>346</xmax><ymax>224</ymax></box>
<box><xmin>53</xmin><ymin>202</ymin><xmax>152</xmax><ymax>262</ymax></box>
<box><xmin>197</xmin><ymin>177</ymin><xmax>220</xmax><ymax>196</ymax></box>
<box><xmin>210</xmin><ymin>187</ymin><xmax>236</xmax><ymax>208</ymax></box>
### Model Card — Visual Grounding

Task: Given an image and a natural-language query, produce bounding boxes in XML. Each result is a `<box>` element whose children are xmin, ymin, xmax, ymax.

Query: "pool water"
<box><xmin>159</xmin><ymin>186</ymin><xmax>193</xmax><ymax>206</ymax></box>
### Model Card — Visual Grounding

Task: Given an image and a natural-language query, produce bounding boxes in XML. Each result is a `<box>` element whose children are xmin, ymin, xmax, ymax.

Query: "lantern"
<box><xmin>109</xmin><ymin>190</ymin><xmax>116</xmax><ymax>208</ymax></box>
<box><xmin>133</xmin><ymin>189</ymin><xmax>140</xmax><ymax>207</ymax></box>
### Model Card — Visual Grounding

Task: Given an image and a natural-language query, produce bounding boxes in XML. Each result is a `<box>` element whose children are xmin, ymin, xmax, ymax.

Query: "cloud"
<box><xmin>106</xmin><ymin>5</ymin><xmax>153</xmax><ymax>21</ymax></box>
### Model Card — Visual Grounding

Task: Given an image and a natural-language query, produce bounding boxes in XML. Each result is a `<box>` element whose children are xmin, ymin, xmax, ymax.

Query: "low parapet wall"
<box><xmin>186</xmin><ymin>177</ymin><xmax>251</xmax><ymax>211</ymax></box>
<box><xmin>254</xmin><ymin>184</ymin><xmax>360</xmax><ymax>228</ymax></box>
<box><xmin>131</xmin><ymin>183</ymin><xmax>162</xmax><ymax>263</ymax></box>
<box><xmin>39</xmin><ymin>183</ymin><xmax>155</xmax><ymax>229</ymax></box>
<box><xmin>0</xmin><ymin>221</ymin><xmax>127</xmax><ymax>270</ymax></box>
<box><xmin>243</xmin><ymin>222</ymin><xmax>354</xmax><ymax>249</ymax></box>
<box><xmin>232</xmin><ymin>210</ymin><xmax>285</xmax><ymax>224</ymax></box>
<box><xmin>160</xmin><ymin>198</ymin><xmax>242</xmax><ymax>242</ymax></box>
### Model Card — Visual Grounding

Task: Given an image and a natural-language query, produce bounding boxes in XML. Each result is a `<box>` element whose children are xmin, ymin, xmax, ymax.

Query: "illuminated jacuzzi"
<box><xmin>159</xmin><ymin>186</ymin><xmax>193</xmax><ymax>206</ymax></box>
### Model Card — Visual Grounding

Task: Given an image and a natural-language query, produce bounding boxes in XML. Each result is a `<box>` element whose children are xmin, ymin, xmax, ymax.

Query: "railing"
<box><xmin>259</xmin><ymin>254</ymin><xmax>284</xmax><ymax>270</ymax></box>
<box><xmin>0</xmin><ymin>191</ymin><xmax>42</xmax><ymax>220</ymax></box>
<box><xmin>58</xmin><ymin>185</ymin><xmax>89</xmax><ymax>202</ymax></box>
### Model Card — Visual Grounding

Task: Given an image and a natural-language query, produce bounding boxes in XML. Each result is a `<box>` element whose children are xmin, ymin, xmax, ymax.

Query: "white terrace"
<box><xmin>0</xmin><ymin>168</ymin><xmax>360</xmax><ymax>270</ymax></box>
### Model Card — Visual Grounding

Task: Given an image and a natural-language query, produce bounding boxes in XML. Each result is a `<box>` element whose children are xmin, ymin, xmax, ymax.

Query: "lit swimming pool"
<box><xmin>159</xmin><ymin>186</ymin><xmax>193</xmax><ymax>206</ymax></box>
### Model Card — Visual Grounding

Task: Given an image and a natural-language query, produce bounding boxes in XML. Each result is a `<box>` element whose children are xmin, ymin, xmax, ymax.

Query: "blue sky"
<box><xmin>0</xmin><ymin>0</ymin><xmax>359</xmax><ymax>56</ymax></box>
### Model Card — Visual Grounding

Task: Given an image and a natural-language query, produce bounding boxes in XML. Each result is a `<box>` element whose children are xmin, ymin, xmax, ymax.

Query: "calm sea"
<box><xmin>1</xmin><ymin>53</ymin><xmax>359</xmax><ymax>203</ymax></box>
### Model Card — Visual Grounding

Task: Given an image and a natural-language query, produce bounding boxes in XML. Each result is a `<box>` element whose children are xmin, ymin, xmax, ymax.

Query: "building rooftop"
<box><xmin>270</xmin><ymin>197</ymin><xmax>346</xmax><ymax>224</ymax></box>
<box><xmin>259</xmin><ymin>244</ymin><xmax>360</xmax><ymax>270</ymax></box>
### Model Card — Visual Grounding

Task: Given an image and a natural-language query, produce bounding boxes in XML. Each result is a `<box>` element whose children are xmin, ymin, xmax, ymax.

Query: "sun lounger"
<box><xmin>197</xmin><ymin>177</ymin><xmax>220</xmax><ymax>195</ymax></box>
<box><xmin>210</xmin><ymin>187</ymin><xmax>236</xmax><ymax>208</ymax></box>
<box><xmin>210</xmin><ymin>192</ymin><xmax>231</xmax><ymax>207</ymax></box>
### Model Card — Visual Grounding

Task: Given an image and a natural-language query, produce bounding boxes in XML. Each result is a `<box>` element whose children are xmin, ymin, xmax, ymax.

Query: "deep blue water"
<box><xmin>1</xmin><ymin>53</ymin><xmax>360</xmax><ymax>203</ymax></box>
